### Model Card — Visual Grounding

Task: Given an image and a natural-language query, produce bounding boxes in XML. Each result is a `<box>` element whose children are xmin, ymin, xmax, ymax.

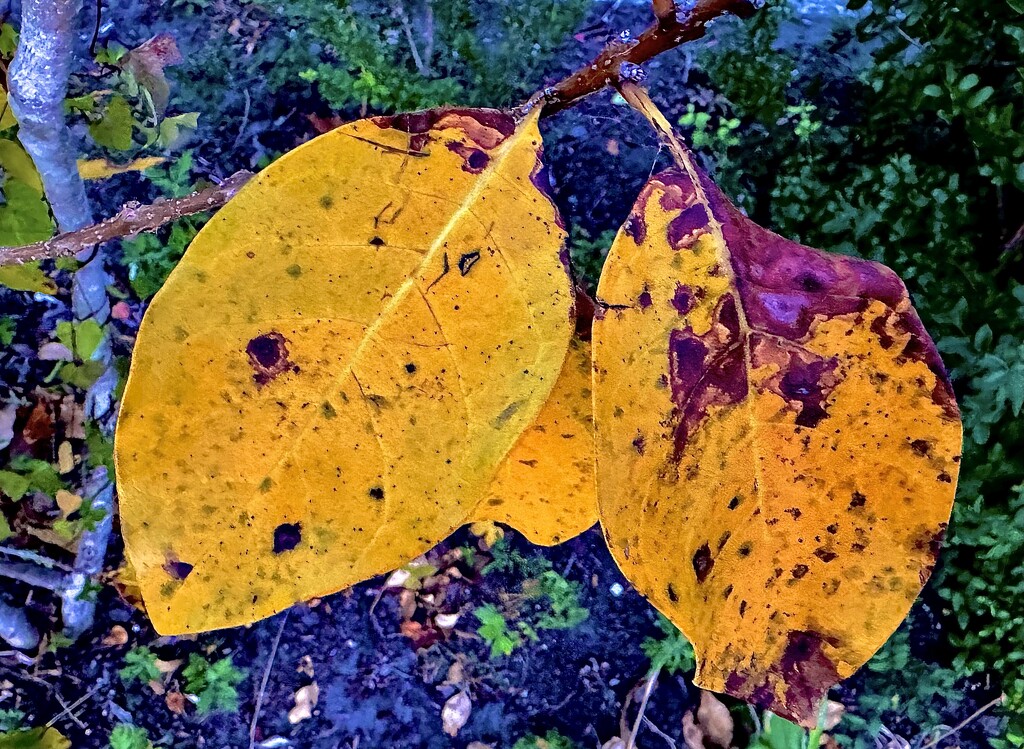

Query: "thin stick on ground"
<box><xmin>918</xmin><ymin>694</ymin><xmax>1006</xmax><ymax>749</ymax></box>
<box><xmin>0</xmin><ymin>170</ymin><xmax>254</xmax><ymax>266</ymax></box>
<box><xmin>626</xmin><ymin>666</ymin><xmax>661</xmax><ymax>749</ymax></box>
<box><xmin>249</xmin><ymin>610</ymin><xmax>290</xmax><ymax>749</ymax></box>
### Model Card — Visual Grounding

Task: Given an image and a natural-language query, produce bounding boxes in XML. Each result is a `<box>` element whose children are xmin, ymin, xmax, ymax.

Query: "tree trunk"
<box><xmin>7</xmin><ymin>0</ymin><xmax>91</xmax><ymax>232</ymax></box>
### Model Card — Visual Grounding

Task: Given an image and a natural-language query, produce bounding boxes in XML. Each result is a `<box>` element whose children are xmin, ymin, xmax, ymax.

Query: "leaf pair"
<box><xmin>115</xmin><ymin>102</ymin><xmax>961</xmax><ymax>725</ymax></box>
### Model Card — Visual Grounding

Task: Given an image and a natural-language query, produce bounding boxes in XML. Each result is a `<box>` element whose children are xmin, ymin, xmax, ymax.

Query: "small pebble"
<box><xmin>610</xmin><ymin>583</ymin><xmax>624</xmax><ymax>597</ymax></box>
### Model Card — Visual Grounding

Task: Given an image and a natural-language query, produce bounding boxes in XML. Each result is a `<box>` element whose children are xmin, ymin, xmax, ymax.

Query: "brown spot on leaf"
<box><xmin>692</xmin><ymin>543</ymin><xmax>714</xmax><ymax>583</ymax></box>
<box><xmin>849</xmin><ymin>491</ymin><xmax>866</xmax><ymax>509</ymax></box>
<box><xmin>246</xmin><ymin>332</ymin><xmax>293</xmax><ymax>386</ymax></box>
<box><xmin>163</xmin><ymin>559</ymin><xmax>193</xmax><ymax>580</ymax></box>
<box><xmin>814</xmin><ymin>548</ymin><xmax>838</xmax><ymax>563</ymax></box>
<box><xmin>273</xmin><ymin>523</ymin><xmax>302</xmax><ymax>553</ymax></box>
<box><xmin>458</xmin><ymin>251</ymin><xmax>481</xmax><ymax>276</ymax></box>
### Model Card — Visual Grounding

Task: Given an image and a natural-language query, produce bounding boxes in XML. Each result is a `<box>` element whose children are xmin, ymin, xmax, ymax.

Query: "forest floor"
<box><xmin>0</xmin><ymin>1</ymin><xmax>1003</xmax><ymax>748</ymax></box>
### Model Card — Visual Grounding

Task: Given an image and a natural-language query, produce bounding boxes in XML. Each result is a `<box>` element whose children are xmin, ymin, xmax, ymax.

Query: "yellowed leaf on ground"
<box><xmin>78</xmin><ymin>156</ymin><xmax>165</xmax><ymax>180</ymax></box>
<box><xmin>471</xmin><ymin>334</ymin><xmax>597</xmax><ymax>545</ymax></box>
<box><xmin>593</xmin><ymin>90</ymin><xmax>961</xmax><ymax>725</ymax></box>
<box><xmin>115</xmin><ymin>107</ymin><xmax>573</xmax><ymax>634</ymax></box>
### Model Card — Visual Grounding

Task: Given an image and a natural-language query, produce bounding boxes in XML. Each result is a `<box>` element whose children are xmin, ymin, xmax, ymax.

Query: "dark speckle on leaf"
<box><xmin>369</xmin><ymin>486</ymin><xmax>385</xmax><ymax>500</ymax></box>
<box><xmin>273</xmin><ymin>523</ymin><xmax>302</xmax><ymax>553</ymax></box>
<box><xmin>246</xmin><ymin>332</ymin><xmax>292</xmax><ymax>386</ymax></box>
<box><xmin>163</xmin><ymin>559</ymin><xmax>193</xmax><ymax>580</ymax></box>
<box><xmin>692</xmin><ymin>542</ymin><xmax>714</xmax><ymax>583</ymax></box>
<box><xmin>458</xmin><ymin>251</ymin><xmax>481</xmax><ymax>276</ymax></box>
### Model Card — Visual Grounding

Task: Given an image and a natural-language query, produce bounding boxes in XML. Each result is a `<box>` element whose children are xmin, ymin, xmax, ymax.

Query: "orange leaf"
<box><xmin>471</xmin><ymin>335</ymin><xmax>597</xmax><ymax>545</ymax></box>
<box><xmin>593</xmin><ymin>88</ymin><xmax>961</xmax><ymax>725</ymax></box>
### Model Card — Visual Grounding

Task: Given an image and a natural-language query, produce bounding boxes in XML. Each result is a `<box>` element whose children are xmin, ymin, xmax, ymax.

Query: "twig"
<box><xmin>1003</xmin><ymin>221</ymin><xmax>1024</xmax><ymax>255</ymax></box>
<box><xmin>45</xmin><ymin>683</ymin><xmax>102</xmax><ymax>727</ymax></box>
<box><xmin>0</xmin><ymin>560</ymin><xmax>69</xmax><ymax>590</ymax></box>
<box><xmin>536</xmin><ymin>0</ymin><xmax>759</xmax><ymax>115</ymax></box>
<box><xmin>917</xmin><ymin>694</ymin><xmax>1005</xmax><ymax>749</ymax></box>
<box><xmin>0</xmin><ymin>545</ymin><xmax>75</xmax><ymax>572</ymax></box>
<box><xmin>0</xmin><ymin>171</ymin><xmax>254</xmax><ymax>266</ymax></box>
<box><xmin>642</xmin><ymin>716</ymin><xmax>678</xmax><ymax>749</ymax></box>
<box><xmin>249</xmin><ymin>611</ymin><xmax>290</xmax><ymax>749</ymax></box>
<box><xmin>626</xmin><ymin>666</ymin><xmax>661</xmax><ymax>749</ymax></box>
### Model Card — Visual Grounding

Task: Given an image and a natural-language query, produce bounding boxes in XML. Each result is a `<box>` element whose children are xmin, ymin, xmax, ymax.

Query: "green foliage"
<box><xmin>119</xmin><ymin>646</ymin><xmax>161</xmax><ymax>686</ymax></box>
<box><xmin>512</xmin><ymin>730</ymin><xmax>580</xmax><ymax>749</ymax></box>
<box><xmin>566</xmin><ymin>226</ymin><xmax>615</xmax><ymax>288</ymax></box>
<box><xmin>527</xmin><ymin>571</ymin><xmax>588</xmax><ymax>630</ymax></box>
<box><xmin>641</xmin><ymin>613</ymin><xmax>695</xmax><ymax>675</ymax></box>
<box><xmin>108</xmin><ymin>725</ymin><xmax>152</xmax><ymax>749</ymax></box>
<box><xmin>749</xmin><ymin>712</ymin><xmax>808</xmax><ymax>749</ymax></box>
<box><xmin>483</xmin><ymin>537</ymin><xmax>550</xmax><ymax>579</ymax></box>
<box><xmin>0</xmin><ymin>317</ymin><xmax>16</xmax><ymax>346</ymax></box>
<box><xmin>693</xmin><ymin>0</ymin><xmax>1024</xmax><ymax>740</ymax></box>
<box><xmin>181</xmin><ymin>654</ymin><xmax>246</xmax><ymax>714</ymax></box>
<box><xmin>267</xmin><ymin>0</ymin><xmax>589</xmax><ymax>112</ymax></box>
<box><xmin>120</xmin><ymin>154</ymin><xmax>205</xmax><ymax>299</ymax></box>
<box><xmin>475</xmin><ymin>603</ymin><xmax>522</xmax><ymax>659</ymax></box>
<box><xmin>0</xmin><ymin>457</ymin><xmax>64</xmax><ymax>502</ymax></box>
<box><xmin>478</xmin><ymin>541</ymin><xmax>588</xmax><ymax>657</ymax></box>
<box><xmin>0</xmin><ymin>711</ymin><xmax>24</xmax><ymax>734</ymax></box>
<box><xmin>52</xmin><ymin>495</ymin><xmax>107</xmax><ymax>540</ymax></box>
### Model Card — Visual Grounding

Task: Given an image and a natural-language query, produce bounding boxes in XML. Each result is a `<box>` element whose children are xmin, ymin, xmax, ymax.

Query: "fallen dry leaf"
<box><xmin>100</xmin><ymin>625</ymin><xmax>128</xmax><ymax>647</ymax></box>
<box><xmin>296</xmin><ymin>655</ymin><xmax>315</xmax><ymax>678</ymax></box>
<box><xmin>697</xmin><ymin>691</ymin><xmax>734</xmax><ymax>748</ymax></box>
<box><xmin>434</xmin><ymin>612</ymin><xmax>460</xmax><ymax>629</ymax></box>
<box><xmin>165</xmin><ymin>690</ymin><xmax>186</xmax><ymax>713</ymax></box>
<box><xmin>682</xmin><ymin>712</ymin><xmax>704</xmax><ymax>749</ymax></box>
<box><xmin>441</xmin><ymin>691</ymin><xmax>472</xmax><ymax>737</ymax></box>
<box><xmin>154</xmin><ymin>657</ymin><xmax>182</xmax><ymax>674</ymax></box>
<box><xmin>55</xmin><ymin>490</ymin><xmax>82</xmax><ymax>516</ymax></box>
<box><xmin>288</xmin><ymin>683</ymin><xmax>319</xmax><ymax>724</ymax></box>
<box><xmin>823</xmin><ymin>700</ymin><xmax>845</xmax><ymax>731</ymax></box>
<box><xmin>57</xmin><ymin>442</ymin><xmax>75</xmax><ymax>474</ymax></box>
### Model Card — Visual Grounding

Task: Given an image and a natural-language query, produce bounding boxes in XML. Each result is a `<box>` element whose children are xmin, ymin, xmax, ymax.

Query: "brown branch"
<box><xmin>0</xmin><ymin>171</ymin><xmax>254</xmax><ymax>266</ymax></box>
<box><xmin>539</xmin><ymin>0</ymin><xmax>759</xmax><ymax>116</ymax></box>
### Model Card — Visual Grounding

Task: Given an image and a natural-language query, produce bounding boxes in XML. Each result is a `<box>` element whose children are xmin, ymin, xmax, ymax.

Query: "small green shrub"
<box><xmin>512</xmin><ymin>729</ymin><xmax>580</xmax><ymax>749</ymax></box>
<box><xmin>181</xmin><ymin>654</ymin><xmax>247</xmax><ymax>714</ymax></box>
<box><xmin>475</xmin><ymin>604</ymin><xmax>522</xmax><ymax>659</ymax></box>
<box><xmin>119</xmin><ymin>646</ymin><xmax>161</xmax><ymax>686</ymax></box>
<box><xmin>266</xmin><ymin>0</ymin><xmax>590</xmax><ymax>113</ymax></box>
<box><xmin>528</xmin><ymin>571</ymin><xmax>588</xmax><ymax>631</ymax></box>
<box><xmin>641</xmin><ymin>612</ymin><xmax>695</xmax><ymax>675</ymax></box>
<box><xmin>0</xmin><ymin>710</ymin><xmax>24</xmax><ymax>734</ymax></box>
<box><xmin>120</xmin><ymin>153</ymin><xmax>206</xmax><ymax>300</ymax></box>
<box><xmin>108</xmin><ymin>724</ymin><xmax>153</xmax><ymax>749</ymax></box>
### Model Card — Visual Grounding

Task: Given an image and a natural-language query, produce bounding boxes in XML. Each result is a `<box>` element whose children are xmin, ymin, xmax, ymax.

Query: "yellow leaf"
<box><xmin>0</xmin><ymin>727</ymin><xmax>70</xmax><ymax>749</ymax></box>
<box><xmin>77</xmin><ymin>156</ymin><xmax>166</xmax><ymax>180</ymax></box>
<box><xmin>0</xmin><ymin>86</ymin><xmax>17</xmax><ymax>131</ymax></box>
<box><xmin>0</xmin><ymin>140</ymin><xmax>43</xmax><ymax>192</ymax></box>
<box><xmin>0</xmin><ymin>264</ymin><xmax>57</xmax><ymax>295</ymax></box>
<box><xmin>593</xmin><ymin>94</ymin><xmax>961</xmax><ymax>725</ymax></box>
<box><xmin>471</xmin><ymin>335</ymin><xmax>597</xmax><ymax>545</ymax></box>
<box><xmin>115</xmin><ymin>107</ymin><xmax>574</xmax><ymax>634</ymax></box>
